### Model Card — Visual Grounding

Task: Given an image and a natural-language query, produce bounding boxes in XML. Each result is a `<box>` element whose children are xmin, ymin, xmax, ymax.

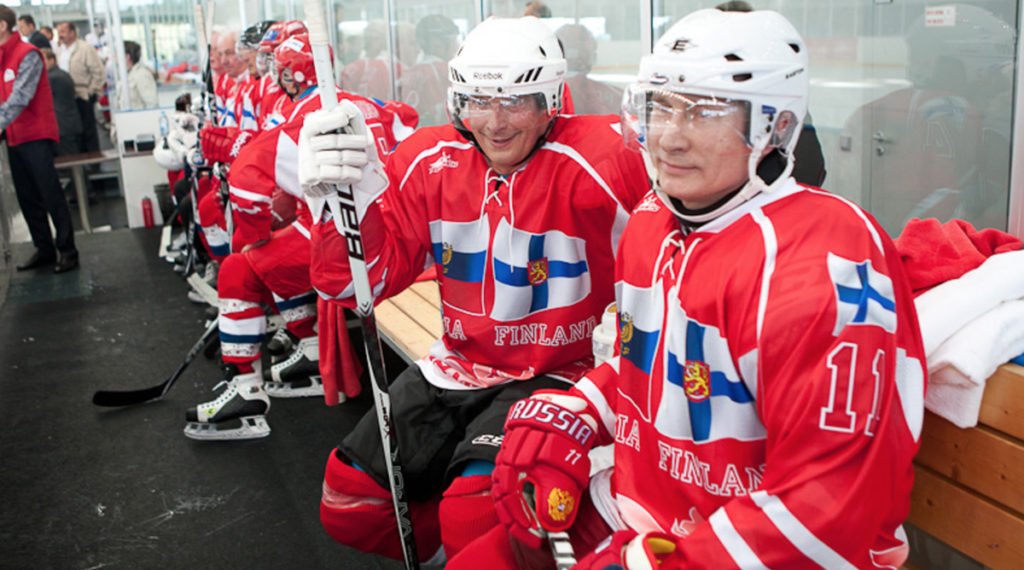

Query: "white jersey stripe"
<box><xmin>229</xmin><ymin>185</ymin><xmax>274</xmax><ymax>204</ymax></box>
<box><xmin>398</xmin><ymin>140</ymin><xmax>475</xmax><ymax>191</ymax></box>
<box><xmin>750</xmin><ymin>209</ymin><xmax>777</xmax><ymax>341</ymax></box>
<box><xmin>806</xmin><ymin>188</ymin><xmax>885</xmax><ymax>254</ymax></box>
<box><xmin>574</xmin><ymin>374</ymin><xmax>617</xmax><ymax>437</ymax></box>
<box><xmin>750</xmin><ymin>490</ymin><xmax>857</xmax><ymax>569</ymax></box>
<box><xmin>708</xmin><ymin>509</ymin><xmax>770</xmax><ymax>569</ymax></box>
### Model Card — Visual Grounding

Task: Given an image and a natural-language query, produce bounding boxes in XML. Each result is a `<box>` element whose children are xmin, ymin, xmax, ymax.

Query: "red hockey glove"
<box><xmin>574</xmin><ymin>530</ymin><xmax>682</xmax><ymax>570</ymax></box>
<box><xmin>492</xmin><ymin>392</ymin><xmax>597</xmax><ymax>549</ymax></box>
<box><xmin>200</xmin><ymin>127</ymin><xmax>254</xmax><ymax>164</ymax></box>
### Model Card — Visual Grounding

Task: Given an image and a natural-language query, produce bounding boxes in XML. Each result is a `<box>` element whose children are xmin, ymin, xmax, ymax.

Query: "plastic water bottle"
<box><xmin>592</xmin><ymin>302</ymin><xmax>618</xmax><ymax>366</ymax></box>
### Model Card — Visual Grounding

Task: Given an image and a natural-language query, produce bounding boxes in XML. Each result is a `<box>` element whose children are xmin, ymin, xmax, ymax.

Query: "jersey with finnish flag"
<box><xmin>310</xmin><ymin>115</ymin><xmax>650</xmax><ymax>390</ymax></box>
<box><xmin>227</xmin><ymin>87</ymin><xmax>418</xmax><ymax>250</ymax></box>
<box><xmin>572</xmin><ymin>179</ymin><xmax>926</xmax><ymax>568</ymax></box>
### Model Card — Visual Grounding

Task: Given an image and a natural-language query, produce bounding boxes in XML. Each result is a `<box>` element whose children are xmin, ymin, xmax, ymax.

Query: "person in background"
<box><xmin>524</xmin><ymin>1</ymin><xmax>551</xmax><ymax>18</ymax></box>
<box><xmin>40</xmin><ymin>47</ymin><xmax>82</xmax><ymax>156</ymax></box>
<box><xmin>123</xmin><ymin>40</ymin><xmax>157</xmax><ymax>109</ymax></box>
<box><xmin>39</xmin><ymin>25</ymin><xmax>53</xmax><ymax>43</ymax></box>
<box><xmin>17</xmin><ymin>15</ymin><xmax>49</xmax><ymax>50</ymax></box>
<box><xmin>55</xmin><ymin>21</ymin><xmax>104</xmax><ymax>153</ymax></box>
<box><xmin>0</xmin><ymin>6</ymin><xmax>79</xmax><ymax>273</ymax></box>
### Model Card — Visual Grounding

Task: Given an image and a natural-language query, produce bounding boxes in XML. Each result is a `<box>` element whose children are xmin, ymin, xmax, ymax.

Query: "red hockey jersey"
<box><xmin>311</xmin><ymin>115</ymin><xmax>650</xmax><ymax>389</ymax></box>
<box><xmin>227</xmin><ymin>87</ymin><xmax>418</xmax><ymax>251</ymax></box>
<box><xmin>573</xmin><ymin>179</ymin><xmax>926</xmax><ymax>568</ymax></box>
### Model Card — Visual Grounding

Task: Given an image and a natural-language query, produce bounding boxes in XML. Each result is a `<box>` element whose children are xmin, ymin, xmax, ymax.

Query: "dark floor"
<box><xmin>0</xmin><ymin>228</ymin><xmax>406</xmax><ymax>569</ymax></box>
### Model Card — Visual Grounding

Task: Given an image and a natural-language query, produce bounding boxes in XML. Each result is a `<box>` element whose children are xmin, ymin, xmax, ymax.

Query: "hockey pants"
<box><xmin>320</xmin><ymin>450</ymin><xmax>502</xmax><ymax>561</ymax></box>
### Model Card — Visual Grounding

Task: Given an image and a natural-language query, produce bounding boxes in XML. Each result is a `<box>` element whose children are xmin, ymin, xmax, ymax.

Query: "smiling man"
<box><xmin>297</xmin><ymin>16</ymin><xmax>650</xmax><ymax>565</ymax></box>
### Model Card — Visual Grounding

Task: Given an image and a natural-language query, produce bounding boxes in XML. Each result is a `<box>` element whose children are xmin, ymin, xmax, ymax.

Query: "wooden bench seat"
<box><xmin>375</xmin><ymin>281</ymin><xmax>442</xmax><ymax>364</ymax></box>
<box><xmin>373</xmin><ymin>282</ymin><xmax>1024</xmax><ymax>567</ymax></box>
<box><xmin>909</xmin><ymin>363</ymin><xmax>1024</xmax><ymax>568</ymax></box>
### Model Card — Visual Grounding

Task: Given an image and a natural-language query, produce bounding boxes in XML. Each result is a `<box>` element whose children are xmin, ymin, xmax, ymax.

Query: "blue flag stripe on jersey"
<box><xmin>837</xmin><ymin>263</ymin><xmax>896</xmax><ymax>323</ymax></box>
<box><xmin>621</xmin><ymin>325</ymin><xmax>659</xmax><ymax>374</ymax></box>
<box><xmin>432</xmin><ymin>242</ymin><xmax>487</xmax><ymax>282</ymax></box>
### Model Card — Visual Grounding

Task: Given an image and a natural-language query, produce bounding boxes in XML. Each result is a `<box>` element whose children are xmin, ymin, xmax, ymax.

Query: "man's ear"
<box><xmin>770</xmin><ymin>110</ymin><xmax>799</xmax><ymax>149</ymax></box>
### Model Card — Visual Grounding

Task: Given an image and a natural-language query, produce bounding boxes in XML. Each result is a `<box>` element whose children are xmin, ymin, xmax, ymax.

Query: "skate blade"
<box><xmin>183</xmin><ymin>416</ymin><xmax>271</xmax><ymax>441</ymax></box>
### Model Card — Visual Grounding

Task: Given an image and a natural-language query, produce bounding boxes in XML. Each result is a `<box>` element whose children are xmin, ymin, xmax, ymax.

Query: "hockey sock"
<box><xmin>439</xmin><ymin>474</ymin><xmax>500</xmax><ymax>559</ymax></box>
<box><xmin>272</xmin><ymin>290</ymin><xmax>318</xmax><ymax>340</ymax></box>
<box><xmin>197</xmin><ymin>190</ymin><xmax>229</xmax><ymax>260</ymax></box>
<box><xmin>218</xmin><ymin>255</ymin><xmax>266</xmax><ymax>368</ymax></box>
<box><xmin>320</xmin><ymin>450</ymin><xmax>441</xmax><ymax>562</ymax></box>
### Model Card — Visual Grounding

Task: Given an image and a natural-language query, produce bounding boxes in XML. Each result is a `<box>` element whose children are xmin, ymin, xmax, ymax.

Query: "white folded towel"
<box><xmin>924</xmin><ymin>299</ymin><xmax>1024</xmax><ymax>427</ymax></box>
<box><xmin>915</xmin><ymin>249</ymin><xmax>1024</xmax><ymax>356</ymax></box>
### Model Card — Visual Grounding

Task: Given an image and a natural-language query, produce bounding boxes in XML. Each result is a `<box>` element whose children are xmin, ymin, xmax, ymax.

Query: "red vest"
<box><xmin>0</xmin><ymin>33</ymin><xmax>58</xmax><ymax>146</ymax></box>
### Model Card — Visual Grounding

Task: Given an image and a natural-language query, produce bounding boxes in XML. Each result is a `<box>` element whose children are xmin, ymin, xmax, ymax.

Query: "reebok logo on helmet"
<box><xmin>472</xmin><ymin>71</ymin><xmax>503</xmax><ymax>81</ymax></box>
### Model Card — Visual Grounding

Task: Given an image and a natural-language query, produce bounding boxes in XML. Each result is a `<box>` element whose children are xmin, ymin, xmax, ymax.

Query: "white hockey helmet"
<box><xmin>447</xmin><ymin>17</ymin><xmax>566</xmax><ymax>136</ymax></box>
<box><xmin>622</xmin><ymin>9</ymin><xmax>809</xmax><ymax>221</ymax></box>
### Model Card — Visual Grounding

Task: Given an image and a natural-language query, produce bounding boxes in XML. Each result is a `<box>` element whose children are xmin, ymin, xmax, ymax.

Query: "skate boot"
<box><xmin>265</xmin><ymin>329</ymin><xmax>297</xmax><ymax>364</ymax></box>
<box><xmin>184</xmin><ymin>365</ymin><xmax>271</xmax><ymax>440</ymax></box>
<box><xmin>264</xmin><ymin>337</ymin><xmax>339</xmax><ymax>399</ymax></box>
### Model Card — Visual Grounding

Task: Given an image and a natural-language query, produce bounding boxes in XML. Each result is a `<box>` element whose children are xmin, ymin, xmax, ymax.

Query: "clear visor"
<box><xmin>450</xmin><ymin>92</ymin><xmax>549</xmax><ymax>129</ymax></box>
<box><xmin>622</xmin><ymin>85</ymin><xmax>752</xmax><ymax>152</ymax></box>
<box><xmin>257</xmin><ymin>51</ymin><xmax>275</xmax><ymax>77</ymax></box>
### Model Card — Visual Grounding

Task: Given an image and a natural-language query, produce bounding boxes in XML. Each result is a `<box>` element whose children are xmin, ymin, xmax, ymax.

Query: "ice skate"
<box><xmin>184</xmin><ymin>365</ymin><xmax>271</xmax><ymax>440</ymax></box>
<box><xmin>264</xmin><ymin>337</ymin><xmax>339</xmax><ymax>399</ymax></box>
<box><xmin>266</xmin><ymin>328</ymin><xmax>297</xmax><ymax>363</ymax></box>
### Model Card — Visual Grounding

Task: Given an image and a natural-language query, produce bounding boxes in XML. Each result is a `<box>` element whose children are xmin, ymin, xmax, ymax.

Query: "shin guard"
<box><xmin>320</xmin><ymin>450</ymin><xmax>441</xmax><ymax>562</ymax></box>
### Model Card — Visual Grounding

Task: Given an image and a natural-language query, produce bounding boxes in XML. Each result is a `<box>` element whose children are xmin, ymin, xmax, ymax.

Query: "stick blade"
<box><xmin>92</xmin><ymin>385</ymin><xmax>166</xmax><ymax>407</ymax></box>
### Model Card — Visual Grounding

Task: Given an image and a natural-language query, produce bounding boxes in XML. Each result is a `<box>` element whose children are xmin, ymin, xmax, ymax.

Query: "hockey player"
<box><xmin>298</xmin><ymin>16</ymin><xmax>649</xmax><ymax>563</ymax></box>
<box><xmin>182</xmin><ymin>34</ymin><xmax>418</xmax><ymax>441</ymax></box>
<box><xmin>256</xmin><ymin>20</ymin><xmax>308</xmax><ymax>130</ymax></box>
<box><xmin>192</xmin><ymin>21</ymin><xmax>278</xmax><ymax>263</ymax></box>
<box><xmin>447</xmin><ymin>10</ymin><xmax>926</xmax><ymax>569</ymax></box>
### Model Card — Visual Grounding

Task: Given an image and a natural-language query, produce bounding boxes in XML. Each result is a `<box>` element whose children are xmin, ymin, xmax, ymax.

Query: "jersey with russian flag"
<box><xmin>227</xmin><ymin>87</ymin><xmax>418</xmax><ymax>250</ymax></box>
<box><xmin>310</xmin><ymin>115</ymin><xmax>650</xmax><ymax>389</ymax></box>
<box><xmin>572</xmin><ymin>179</ymin><xmax>926</xmax><ymax>568</ymax></box>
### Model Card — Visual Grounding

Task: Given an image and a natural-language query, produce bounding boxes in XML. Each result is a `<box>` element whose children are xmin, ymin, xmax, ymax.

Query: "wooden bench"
<box><xmin>373</xmin><ymin>283</ymin><xmax>1024</xmax><ymax>567</ymax></box>
<box><xmin>375</xmin><ymin>281</ymin><xmax>443</xmax><ymax>365</ymax></box>
<box><xmin>909</xmin><ymin>363</ymin><xmax>1024</xmax><ymax>568</ymax></box>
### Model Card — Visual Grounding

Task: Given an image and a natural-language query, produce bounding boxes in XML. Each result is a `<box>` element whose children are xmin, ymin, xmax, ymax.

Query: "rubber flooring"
<box><xmin>0</xmin><ymin>228</ymin><xmax>408</xmax><ymax>570</ymax></box>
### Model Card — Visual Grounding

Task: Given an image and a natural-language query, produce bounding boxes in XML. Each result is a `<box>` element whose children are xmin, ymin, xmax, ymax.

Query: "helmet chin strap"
<box><xmin>652</xmin><ymin>135</ymin><xmax>795</xmax><ymax>226</ymax></box>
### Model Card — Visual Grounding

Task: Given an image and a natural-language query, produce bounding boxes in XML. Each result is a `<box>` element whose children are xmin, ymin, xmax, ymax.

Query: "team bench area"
<box><xmin>373</xmin><ymin>284</ymin><xmax>1023</xmax><ymax>568</ymax></box>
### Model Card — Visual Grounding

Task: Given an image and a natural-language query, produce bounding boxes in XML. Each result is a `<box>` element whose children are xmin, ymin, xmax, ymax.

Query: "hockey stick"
<box><xmin>92</xmin><ymin>319</ymin><xmax>219</xmax><ymax>407</ymax></box>
<box><xmin>523</xmin><ymin>483</ymin><xmax>578</xmax><ymax>570</ymax></box>
<box><xmin>302</xmin><ymin>0</ymin><xmax>418</xmax><ymax>567</ymax></box>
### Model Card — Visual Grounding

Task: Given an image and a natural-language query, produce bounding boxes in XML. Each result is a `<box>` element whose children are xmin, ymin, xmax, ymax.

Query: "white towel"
<box><xmin>924</xmin><ymin>299</ymin><xmax>1024</xmax><ymax>427</ymax></box>
<box><xmin>915</xmin><ymin>249</ymin><xmax>1024</xmax><ymax>356</ymax></box>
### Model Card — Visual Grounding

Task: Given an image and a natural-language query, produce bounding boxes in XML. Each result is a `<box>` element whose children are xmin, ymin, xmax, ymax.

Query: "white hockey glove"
<box><xmin>298</xmin><ymin>100</ymin><xmax>388</xmax><ymax>225</ymax></box>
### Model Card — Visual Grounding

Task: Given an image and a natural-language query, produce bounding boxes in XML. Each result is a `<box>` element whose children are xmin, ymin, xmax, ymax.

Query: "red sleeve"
<box><xmin>226</xmin><ymin>127</ymin><xmax>280</xmax><ymax>249</ymax></box>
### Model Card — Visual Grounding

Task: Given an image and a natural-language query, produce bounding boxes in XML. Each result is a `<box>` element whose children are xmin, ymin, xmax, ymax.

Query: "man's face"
<box><xmin>216</xmin><ymin>35</ymin><xmax>245</xmax><ymax>77</ymax></box>
<box><xmin>645</xmin><ymin>91</ymin><xmax>753</xmax><ymax>209</ymax></box>
<box><xmin>57</xmin><ymin>23</ymin><xmax>74</xmax><ymax>46</ymax></box>
<box><xmin>17</xmin><ymin>20</ymin><xmax>32</xmax><ymax>38</ymax></box>
<box><xmin>463</xmin><ymin>94</ymin><xmax>550</xmax><ymax>175</ymax></box>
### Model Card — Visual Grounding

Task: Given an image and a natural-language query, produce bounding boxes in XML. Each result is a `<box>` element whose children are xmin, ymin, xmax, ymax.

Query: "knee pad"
<box><xmin>320</xmin><ymin>450</ymin><xmax>442</xmax><ymax>562</ymax></box>
<box><xmin>218</xmin><ymin>255</ymin><xmax>263</xmax><ymax>306</ymax></box>
<box><xmin>439</xmin><ymin>475</ymin><xmax>500</xmax><ymax>559</ymax></box>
